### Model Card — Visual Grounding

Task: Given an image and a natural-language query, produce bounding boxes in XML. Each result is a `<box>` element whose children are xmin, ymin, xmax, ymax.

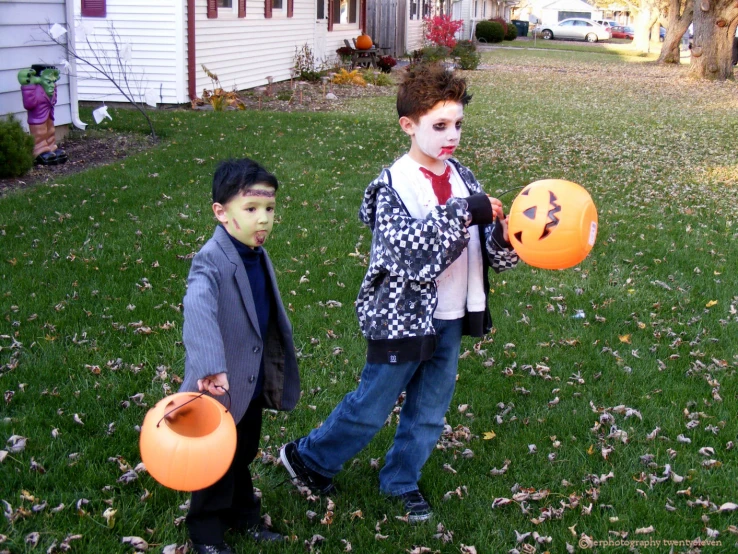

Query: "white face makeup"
<box><xmin>213</xmin><ymin>184</ymin><xmax>276</xmax><ymax>248</ymax></box>
<box><xmin>401</xmin><ymin>100</ymin><xmax>464</xmax><ymax>173</ymax></box>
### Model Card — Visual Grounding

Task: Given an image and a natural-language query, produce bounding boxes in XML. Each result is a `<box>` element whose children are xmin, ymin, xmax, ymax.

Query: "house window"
<box><xmin>317</xmin><ymin>0</ymin><xmax>325</xmax><ymax>19</ymax></box>
<box><xmin>332</xmin><ymin>0</ymin><xmax>357</xmax><ymax>24</ymax></box>
<box><xmin>208</xmin><ymin>0</ymin><xmax>245</xmax><ymax>18</ymax></box>
<box><xmin>273</xmin><ymin>0</ymin><xmax>283</xmax><ymax>9</ymax></box>
<box><xmin>473</xmin><ymin>0</ymin><xmax>478</xmax><ymax>17</ymax></box>
<box><xmin>81</xmin><ymin>0</ymin><xmax>106</xmax><ymax>17</ymax></box>
<box><xmin>410</xmin><ymin>0</ymin><xmax>429</xmax><ymax>20</ymax></box>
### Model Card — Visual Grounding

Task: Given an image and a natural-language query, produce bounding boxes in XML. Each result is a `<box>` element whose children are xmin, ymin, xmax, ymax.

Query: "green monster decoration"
<box><xmin>18</xmin><ymin>65</ymin><xmax>68</xmax><ymax>165</ymax></box>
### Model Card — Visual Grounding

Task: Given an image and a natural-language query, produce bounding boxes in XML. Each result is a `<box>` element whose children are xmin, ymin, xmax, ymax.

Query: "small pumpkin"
<box><xmin>508</xmin><ymin>179</ymin><xmax>598</xmax><ymax>270</ymax></box>
<box><xmin>139</xmin><ymin>392</ymin><xmax>237</xmax><ymax>491</ymax></box>
<box><xmin>356</xmin><ymin>33</ymin><xmax>373</xmax><ymax>50</ymax></box>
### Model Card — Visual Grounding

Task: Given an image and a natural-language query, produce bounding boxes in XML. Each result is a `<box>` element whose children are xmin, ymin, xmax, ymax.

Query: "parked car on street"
<box><xmin>595</xmin><ymin>20</ymin><xmax>618</xmax><ymax>29</ymax></box>
<box><xmin>539</xmin><ymin>18</ymin><xmax>612</xmax><ymax>43</ymax></box>
<box><xmin>610</xmin><ymin>25</ymin><xmax>634</xmax><ymax>40</ymax></box>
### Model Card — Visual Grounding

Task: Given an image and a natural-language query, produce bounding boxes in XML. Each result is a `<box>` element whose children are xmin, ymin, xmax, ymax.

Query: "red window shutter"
<box><xmin>327</xmin><ymin>0</ymin><xmax>333</xmax><ymax>30</ymax></box>
<box><xmin>287</xmin><ymin>0</ymin><xmax>293</xmax><ymax>17</ymax></box>
<box><xmin>265</xmin><ymin>0</ymin><xmax>273</xmax><ymax>18</ymax></box>
<box><xmin>81</xmin><ymin>0</ymin><xmax>106</xmax><ymax>17</ymax></box>
<box><xmin>207</xmin><ymin>0</ymin><xmax>217</xmax><ymax>18</ymax></box>
<box><xmin>238</xmin><ymin>0</ymin><xmax>246</xmax><ymax>17</ymax></box>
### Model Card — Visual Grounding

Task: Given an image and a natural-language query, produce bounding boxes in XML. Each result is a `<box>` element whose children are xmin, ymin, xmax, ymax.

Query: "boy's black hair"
<box><xmin>212</xmin><ymin>158</ymin><xmax>279</xmax><ymax>205</ymax></box>
<box><xmin>396</xmin><ymin>62</ymin><xmax>472</xmax><ymax>121</ymax></box>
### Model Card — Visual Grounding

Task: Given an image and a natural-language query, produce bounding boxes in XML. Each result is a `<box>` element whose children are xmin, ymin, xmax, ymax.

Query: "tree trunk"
<box><xmin>658</xmin><ymin>0</ymin><xmax>693</xmax><ymax>64</ymax></box>
<box><xmin>688</xmin><ymin>0</ymin><xmax>738</xmax><ymax>80</ymax></box>
<box><xmin>634</xmin><ymin>5</ymin><xmax>659</xmax><ymax>53</ymax></box>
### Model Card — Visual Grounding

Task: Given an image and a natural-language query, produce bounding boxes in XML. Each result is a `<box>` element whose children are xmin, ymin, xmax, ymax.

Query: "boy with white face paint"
<box><xmin>280</xmin><ymin>63</ymin><xmax>518</xmax><ymax>523</ymax></box>
<box><xmin>181</xmin><ymin>158</ymin><xmax>300</xmax><ymax>553</ymax></box>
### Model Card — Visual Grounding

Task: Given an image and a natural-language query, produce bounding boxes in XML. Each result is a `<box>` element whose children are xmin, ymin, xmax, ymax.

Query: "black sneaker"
<box><xmin>246</xmin><ymin>523</ymin><xmax>284</xmax><ymax>542</ymax></box>
<box><xmin>398</xmin><ymin>490</ymin><xmax>432</xmax><ymax>523</ymax></box>
<box><xmin>190</xmin><ymin>542</ymin><xmax>234</xmax><ymax>554</ymax></box>
<box><xmin>279</xmin><ymin>440</ymin><xmax>335</xmax><ymax>495</ymax></box>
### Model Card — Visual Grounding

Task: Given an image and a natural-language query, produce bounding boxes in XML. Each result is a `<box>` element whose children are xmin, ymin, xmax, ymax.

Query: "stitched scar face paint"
<box><xmin>405</xmin><ymin>100</ymin><xmax>464</xmax><ymax>172</ymax></box>
<box><xmin>218</xmin><ymin>184</ymin><xmax>276</xmax><ymax>248</ymax></box>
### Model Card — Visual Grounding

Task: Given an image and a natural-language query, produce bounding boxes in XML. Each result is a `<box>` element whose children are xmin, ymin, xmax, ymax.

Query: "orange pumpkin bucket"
<box><xmin>508</xmin><ymin>179</ymin><xmax>598</xmax><ymax>270</ymax></box>
<box><xmin>139</xmin><ymin>392</ymin><xmax>237</xmax><ymax>491</ymax></box>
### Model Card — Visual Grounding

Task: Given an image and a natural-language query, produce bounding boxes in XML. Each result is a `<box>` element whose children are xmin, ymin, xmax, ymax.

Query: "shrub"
<box><xmin>504</xmin><ymin>22</ymin><xmax>519</xmax><ymax>41</ymax></box>
<box><xmin>331</xmin><ymin>69</ymin><xmax>366</xmax><ymax>86</ymax></box>
<box><xmin>361</xmin><ymin>70</ymin><xmax>393</xmax><ymax>86</ymax></box>
<box><xmin>336</xmin><ymin>45</ymin><xmax>354</xmax><ymax>64</ymax></box>
<box><xmin>490</xmin><ymin>17</ymin><xmax>508</xmax><ymax>35</ymax></box>
<box><xmin>419</xmin><ymin>45</ymin><xmax>451</xmax><ymax>63</ymax></box>
<box><xmin>475</xmin><ymin>20</ymin><xmax>505</xmax><ymax>43</ymax></box>
<box><xmin>424</xmin><ymin>15</ymin><xmax>464</xmax><ymax>49</ymax></box>
<box><xmin>294</xmin><ymin>43</ymin><xmax>325</xmax><ymax>82</ymax></box>
<box><xmin>376</xmin><ymin>55</ymin><xmax>397</xmax><ymax>73</ymax></box>
<box><xmin>451</xmin><ymin>40</ymin><xmax>481</xmax><ymax>70</ymax></box>
<box><xmin>0</xmin><ymin>116</ymin><xmax>35</xmax><ymax>178</ymax></box>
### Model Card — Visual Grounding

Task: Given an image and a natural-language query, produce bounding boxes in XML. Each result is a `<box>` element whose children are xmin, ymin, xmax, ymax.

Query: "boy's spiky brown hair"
<box><xmin>396</xmin><ymin>63</ymin><xmax>472</xmax><ymax>121</ymax></box>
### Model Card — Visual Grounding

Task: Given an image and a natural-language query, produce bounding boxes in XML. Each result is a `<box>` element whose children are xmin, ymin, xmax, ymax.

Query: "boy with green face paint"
<box><xmin>18</xmin><ymin>66</ymin><xmax>67</xmax><ymax>165</ymax></box>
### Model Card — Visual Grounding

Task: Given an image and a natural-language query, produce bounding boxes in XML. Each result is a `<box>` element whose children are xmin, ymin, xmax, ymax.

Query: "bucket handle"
<box><xmin>156</xmin><ymin>386</ymin><xmax>232</xmax><ymax>428</ymax></box>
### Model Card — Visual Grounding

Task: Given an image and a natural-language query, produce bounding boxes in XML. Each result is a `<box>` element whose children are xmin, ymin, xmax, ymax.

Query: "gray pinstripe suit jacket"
<box><xmin>180</xmin><ymin>225</ymin><xmax>300</xmax><ymax>423</ymax></box>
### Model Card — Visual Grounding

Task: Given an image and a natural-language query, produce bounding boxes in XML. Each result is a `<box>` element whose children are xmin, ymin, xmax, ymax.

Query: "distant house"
<box><xmin>367</xmin><ymin>0</ymin><xmax>518</xmax><ymax>59</ymax></box>
<box><xmin>453</xmin><ymin>0</ymin><xmax>520</xmax><ymax>43</ymax></box>
<box><xmin>73</xmin><ymin>0</ymin><xmax>369</xmax><ymax>105</ymax></box>
<box><xmin>516</xmin><ymin>0</ymin><xmax>597</xmax><ymax>27</ymax></box>
<box><xmin>0</xmin><ymin>0</ymin><xmax>85</xmax><ymax>134</ymax></box>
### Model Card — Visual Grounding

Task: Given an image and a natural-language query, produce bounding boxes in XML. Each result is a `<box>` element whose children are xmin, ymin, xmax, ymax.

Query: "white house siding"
<box><xmin>406</xmin><ymin>18</ymin><xmax>424</xmax><ymax>52</ymax></box>
<box><xmin>452</xmin><ymin>0</ymin><xmax>473</xmax><ymax>43</ymax></box>
<box><xmin>195</xmin><ymin>0</ymin><xmax>361</xmax><ymax>93</ymax></box>
<box><xmin>0</xmin><ymin>0</ymin><xmax>72</xmax><ymax>130</ymax></box>
<box><xmin>74</xmin><ymin>0</ymin><xmax>186</xmax><ymax>104</ymax></box>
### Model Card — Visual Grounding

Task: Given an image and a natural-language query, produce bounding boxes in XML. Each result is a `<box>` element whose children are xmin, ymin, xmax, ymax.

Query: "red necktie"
<box><xmin>419</xmin><ymin>165</ymin><xmax>453</xmax><ymax>205</ymax></box>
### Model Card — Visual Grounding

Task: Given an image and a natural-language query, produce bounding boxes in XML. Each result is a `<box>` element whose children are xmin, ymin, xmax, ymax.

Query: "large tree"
<box><xmin>689</xmin><ymin>0</ymin><xmax>738</xmax><ymax>79</ymax></box>
<box><xmin>658</xmin><ymin>0</ymin><xmax>693</xmax><ymax>63</ymax></box>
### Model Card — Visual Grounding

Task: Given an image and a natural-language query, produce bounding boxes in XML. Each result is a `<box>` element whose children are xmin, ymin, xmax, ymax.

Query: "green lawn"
<box><xmin>1</xmin><ymin>50</ymin><xmax>737</xmax><ymax>553</ymax></box>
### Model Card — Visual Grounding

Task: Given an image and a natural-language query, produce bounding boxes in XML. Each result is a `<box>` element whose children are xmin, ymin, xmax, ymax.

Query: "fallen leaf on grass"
<box><xmin>121</xmin><ymin>536</ymin><xmax>148</xmax><ymax>550</ymax></box>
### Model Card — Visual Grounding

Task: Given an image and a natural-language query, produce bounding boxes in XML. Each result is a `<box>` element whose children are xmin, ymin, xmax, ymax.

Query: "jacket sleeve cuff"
<box><xmin>466</xmin><ymin>193</ymin><xmax>494</xmax><ymax>226</ymax></box>
<box><xmin>491</xmin><ymin>219</ymin><xmax>513</xmax><ymax>249</ymax></box>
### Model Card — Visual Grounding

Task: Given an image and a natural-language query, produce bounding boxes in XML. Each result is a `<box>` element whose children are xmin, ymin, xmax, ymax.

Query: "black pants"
<box><xmin>186</xmin><ymin>398</ymin><xmax>263</xmax><ymax>544</ymax></box>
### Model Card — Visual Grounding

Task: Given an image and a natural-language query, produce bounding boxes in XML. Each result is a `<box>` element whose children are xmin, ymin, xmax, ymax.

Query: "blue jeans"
<box><xmin>297</xmin><ymin>318</ymin><xmax>463</xmax><ymax>496</ymax></box>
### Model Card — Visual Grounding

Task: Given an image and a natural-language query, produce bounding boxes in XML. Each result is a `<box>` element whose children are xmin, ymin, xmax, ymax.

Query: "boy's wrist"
<box><xmin>466</xmin><ymin>193</ymin><xmax>494</xmax><ymax>225</ymax></box>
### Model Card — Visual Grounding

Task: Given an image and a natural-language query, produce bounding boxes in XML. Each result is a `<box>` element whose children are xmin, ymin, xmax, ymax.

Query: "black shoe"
<box><xmin>35</xmin><ymin>151</ymin><xmax>57</xmax><ymax>166</ymax></box>
<box><xmin>279</xmin><ymin>440</ymin><xmax>335</xmax><ymax>495</ymax></box>
<box><xmin>397</xmin><ymin>490</ymin><xmax>432</xmax><ymax>523</ymax></box>
<box><xmin>53</xmin><ymin>148</ymin><xmax>68</xmax><ymax>164</ymax></box>
<box><xmin>190</xmin><ymin>543</ymin><xmax>234</xmax><ymax>554</ymax></box>
<box><xmin>246</xmin><ymin>523</ymin><xmax>284</xmax><ymax>542</ymax></box>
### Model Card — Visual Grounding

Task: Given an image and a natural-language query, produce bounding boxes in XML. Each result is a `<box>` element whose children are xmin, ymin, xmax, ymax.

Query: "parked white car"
<box><xmin>540</xmin><ymin>18</ymin><xmax>612</xmax><ymax>42</ymax></box>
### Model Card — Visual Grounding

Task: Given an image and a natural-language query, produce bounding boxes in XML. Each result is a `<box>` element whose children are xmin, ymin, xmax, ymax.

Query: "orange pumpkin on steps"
<box><xmin>139</xmin><ymin>392</ymin><xmax>237</xmax><ymax>491</ymax></box>
<box><xmin>356</xmin><ymin>33</ymin><xmax>373</xmax><ymax>50</ymax></box>
<box><xmin>508</xmin><ymin>179</ymin><xmax>598</xmax><ymax>270</ymax></box>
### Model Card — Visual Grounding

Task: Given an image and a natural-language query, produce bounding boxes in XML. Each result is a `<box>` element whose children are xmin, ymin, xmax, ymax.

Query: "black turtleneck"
<box><xmin>224</xmin><ymin>227</ymin><xmax>272</xmax><ymax>398</ymax></box>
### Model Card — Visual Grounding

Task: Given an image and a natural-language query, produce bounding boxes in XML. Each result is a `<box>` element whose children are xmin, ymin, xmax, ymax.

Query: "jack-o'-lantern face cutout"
<box><xmin>514</xmin><ymin>188</ymin><xmax>562</xmax><ymax>243</ymax></box>
<box><xmin>508</xmin><ymin>179</ymin><xmax>598</xmax><ymax>270</ymax></box>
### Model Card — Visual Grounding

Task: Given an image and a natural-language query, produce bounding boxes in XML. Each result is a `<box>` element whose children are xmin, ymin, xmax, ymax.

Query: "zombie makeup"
<box><xmin>403</xmin><ymin>100</ymin><xmax>464</xmax><ymax>172</ymax></box>
<box><xmin>215</xmin><ymin>184</ymin><xmax>276</xmax><ymax>248</ymax></box>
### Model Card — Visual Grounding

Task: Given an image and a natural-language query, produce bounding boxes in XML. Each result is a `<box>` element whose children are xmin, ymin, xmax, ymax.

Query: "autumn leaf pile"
<box><xmin>1</xmin><ymin>47</ymin><xmax>737</xmax><ymax>553</ymax></box>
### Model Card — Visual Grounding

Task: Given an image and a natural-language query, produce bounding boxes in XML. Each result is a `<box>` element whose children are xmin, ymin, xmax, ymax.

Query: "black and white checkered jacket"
<box><xmin>357</xmin><ymin>158</ymin><xmax>518</xmax><ymax>365</ymax></box>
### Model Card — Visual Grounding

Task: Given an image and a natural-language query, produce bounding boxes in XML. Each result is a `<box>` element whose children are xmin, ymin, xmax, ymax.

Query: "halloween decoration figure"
<box><xmin>139</xmin><ymin>392</ymin><xmax>237</xmax><ymax>491</ymax></box>
<box><xmin>508</xmin><ymin>179</ymin><xmax>598</xmax><ymax>270</ymax></box>
<box><xmin>18</xmin><ymin>65</ymin><xmax>68</xmax><ymax>166</ymax></box>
